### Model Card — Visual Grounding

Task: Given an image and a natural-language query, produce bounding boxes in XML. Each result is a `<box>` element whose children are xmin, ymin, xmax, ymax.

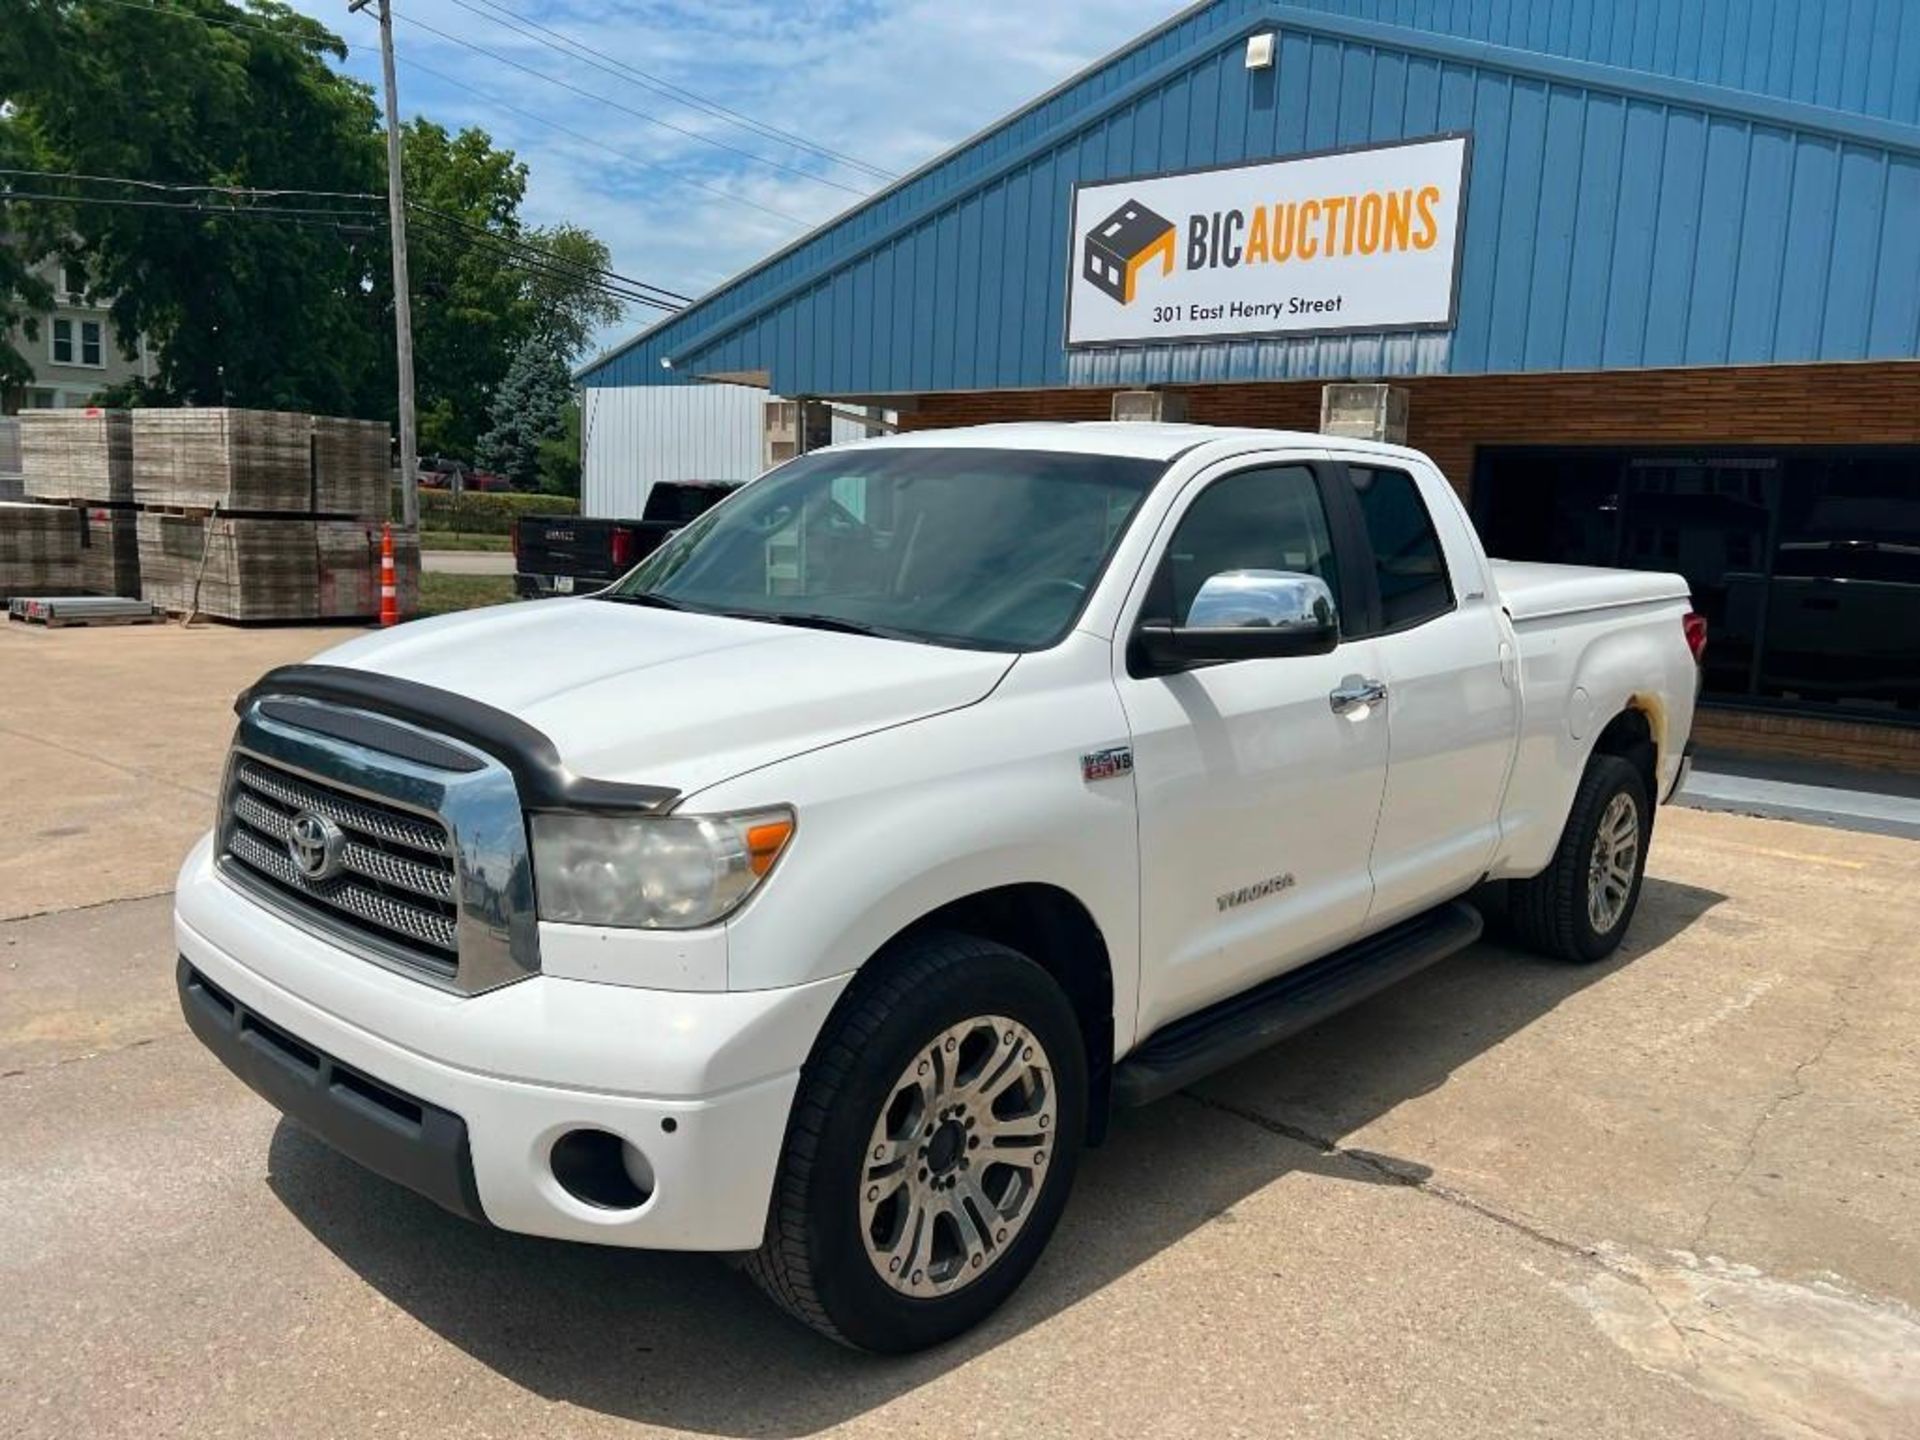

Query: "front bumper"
<box><xmin>179</xmin><ymin>958</ymin><xmax>487</xmax><ymax>1223</ymax></box>
<box><xmin>175</xmin><ymin>834</ymin><xmax>848</xmax><ymax>1251</ymax></box>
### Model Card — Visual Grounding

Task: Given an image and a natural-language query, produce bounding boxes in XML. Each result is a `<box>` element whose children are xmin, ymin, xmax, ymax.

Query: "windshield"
<box><xmin>606</xmin><ymin>446</ymin><xmax>1165</xmax><ymax>650</ymax></box>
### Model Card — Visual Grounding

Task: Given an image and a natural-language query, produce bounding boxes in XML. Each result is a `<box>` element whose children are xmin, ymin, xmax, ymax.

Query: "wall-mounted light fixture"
<box><xmin>1245</xmin><ymin>32</ymin><xmax>1276</xmax><ymax>70</ymax></box>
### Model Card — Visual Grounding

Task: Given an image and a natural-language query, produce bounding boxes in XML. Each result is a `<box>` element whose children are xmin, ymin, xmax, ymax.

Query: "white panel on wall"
<box><xmin>583</xmin><ymin>384</ymin><xmax>881</xmax><ymax>518</ymax></box>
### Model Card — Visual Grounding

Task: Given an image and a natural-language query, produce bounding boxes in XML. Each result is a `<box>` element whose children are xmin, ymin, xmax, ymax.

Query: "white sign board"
<box><xmin>1066</xmin><ymin>134</ymin><xmax>1470</xmax><ymax>348</ymax></box>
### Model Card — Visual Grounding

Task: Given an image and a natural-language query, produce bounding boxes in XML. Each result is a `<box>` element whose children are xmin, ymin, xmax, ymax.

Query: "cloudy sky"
<box><xmin>287</xmin><ymin>0</ymin><xmax>1185</xmax><ymax>353</ymax></box>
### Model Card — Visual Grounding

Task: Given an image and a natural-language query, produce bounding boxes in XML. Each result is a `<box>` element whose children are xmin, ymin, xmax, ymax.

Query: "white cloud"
<box><xmin>285</xmin><ymin>0</ymin><xmax>1184</xmax><ymax>347</ymax></box>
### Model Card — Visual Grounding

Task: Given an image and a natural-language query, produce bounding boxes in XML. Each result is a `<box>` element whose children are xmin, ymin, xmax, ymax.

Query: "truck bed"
<box><xmin>1491</xmin><ymin>559</ymin><xmax>1691</xmax><ymax>624</ymax></box>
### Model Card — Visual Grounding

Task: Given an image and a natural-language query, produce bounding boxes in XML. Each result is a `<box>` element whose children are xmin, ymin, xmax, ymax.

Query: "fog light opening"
<box><xmin>549</xmin><ymin>1128</ymin><xmax>653</xmax><ymax>1210</ymax></box>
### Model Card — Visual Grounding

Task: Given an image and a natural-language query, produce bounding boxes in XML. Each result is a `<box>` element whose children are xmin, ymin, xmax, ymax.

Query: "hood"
<box><xmin>313</xmin><ymin>598</ymin><xmax>1015</xmax><ymax>798</ymax></box>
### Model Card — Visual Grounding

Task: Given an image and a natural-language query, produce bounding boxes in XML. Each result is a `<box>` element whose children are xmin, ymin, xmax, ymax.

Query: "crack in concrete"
<box><xmin>2</xmin><ymin>888</ymin><xmax>176</xmax><ymax>927</ymax></box>
<box><xmin>1180</xmin><ymin>1089</ymin><xmax>1597</xmax><ymax>1265</ymax></box>
<box><xmin>0</xmin><ymin>721</ymin><xmax>218</xmax><ymax>801</ymax></box>
<box><xmin>1691</xmin><ymin>1012</ymin><xmax>1850</xmax><ymax>1256</ymax></box>
<box><xmin>1186</xmin><ymin>1089</ymin><xmax>1919</xmax><ymax>1440</ymax></box>
<box><xmin>0</xmin><ymin>1035</ymin><xmax>166</xmax><ymax>1081</ymax></box>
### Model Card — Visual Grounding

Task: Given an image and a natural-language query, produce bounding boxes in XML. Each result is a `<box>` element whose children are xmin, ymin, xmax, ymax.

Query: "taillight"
<box><xmin>610</xmin><ymin>528</ymin><xmax>635</xmax><ymax>571</ymax></box>
<box><xmin>1683</xmin><ymin>611</ymin><xmax>1708</xmax><ymax>664</ymax></box>
<box><xmin>510</xmin><ymin>523</ymin><xmax>520</xmax><ymax>564</ymax></box>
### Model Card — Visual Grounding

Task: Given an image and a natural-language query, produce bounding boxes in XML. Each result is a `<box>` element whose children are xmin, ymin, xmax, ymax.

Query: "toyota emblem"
<box><xmin>287</xmin><ymin>810</ymin><xmax>347</xmax><ymax>882</ymax></box>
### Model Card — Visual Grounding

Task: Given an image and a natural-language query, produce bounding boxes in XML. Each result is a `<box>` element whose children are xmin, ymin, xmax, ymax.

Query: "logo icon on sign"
<box><xmin>1082</xmin><ymin>199</ymin><xmax>1176</xmax><ymax>305</ymax></box>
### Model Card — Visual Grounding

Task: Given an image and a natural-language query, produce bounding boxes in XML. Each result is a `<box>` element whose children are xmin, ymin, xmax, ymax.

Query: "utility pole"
<box><xmin>352</xmin><ymin>0</ymin><xmax>418</xmax><ymax>530</ymax></box>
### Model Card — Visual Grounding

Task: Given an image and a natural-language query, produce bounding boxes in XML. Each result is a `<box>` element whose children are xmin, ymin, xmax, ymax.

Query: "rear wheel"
<box><xmin>1508</xmin><ymin>754</ymin><xmax>1651</xmax><ymax>963</ymax></box>
<box><xmin>746</xmin><ymin>932</ymin><xmax>1087</xmax><ymax>1351</ymax></box>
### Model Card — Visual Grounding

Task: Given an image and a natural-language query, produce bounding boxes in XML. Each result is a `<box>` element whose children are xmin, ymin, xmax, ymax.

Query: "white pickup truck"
<box><xmin>176</xmin><ymin>423</ymin><xmax>1701</xmax><ymax>1351</ymax></box>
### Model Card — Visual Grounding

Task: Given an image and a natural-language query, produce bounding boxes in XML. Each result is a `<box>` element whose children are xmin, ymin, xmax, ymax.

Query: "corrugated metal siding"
<box><xmin>1283</xmin><ymin>0</ymin><xmax>1920</xmax><ymax>125</ymax></box>
<box><xmin>582</xmin><ymin>384</ymin><xmax>865</xmax><ymax>518</ymax></box>
<box><xmin>585</xmin><ymin>2</ymin><xmax>1920</xmax><ymax>397</ymax></box>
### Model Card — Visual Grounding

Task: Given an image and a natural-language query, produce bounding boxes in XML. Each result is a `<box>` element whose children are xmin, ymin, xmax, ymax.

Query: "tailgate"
<box><xmin>516</xmin><ymin>516</ymin><xmax>614</xmax><ymax>580</ymax></box>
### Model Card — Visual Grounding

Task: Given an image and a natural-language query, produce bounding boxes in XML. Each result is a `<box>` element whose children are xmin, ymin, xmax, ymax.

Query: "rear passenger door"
<box><xmin>1344</xmin><ymin>462</ymin><xmax>1519</xmax><ymax>927</ymax></box>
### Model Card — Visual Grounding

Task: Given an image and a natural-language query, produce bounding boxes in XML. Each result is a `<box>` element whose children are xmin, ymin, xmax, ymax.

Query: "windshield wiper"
<box><xmin>743</xmin><ymin>610</ymin><xmax>894</xmax><ymax>638</ymax></box>
<box><xmin>598</xmin><ymin>589</ymin><xmax>689</xmax><ymax>611</ymax></box>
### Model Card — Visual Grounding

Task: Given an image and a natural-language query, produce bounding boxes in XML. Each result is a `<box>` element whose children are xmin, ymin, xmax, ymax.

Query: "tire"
<box><xmin>1508</xmin><ymin>753</ymin><xmax>1652</xmax><ymax>964</ymax></box>
<box><xmin>745</xmin><ymin>931</ymin><xmax>1087</xmax><ymax>1352</ymax></box>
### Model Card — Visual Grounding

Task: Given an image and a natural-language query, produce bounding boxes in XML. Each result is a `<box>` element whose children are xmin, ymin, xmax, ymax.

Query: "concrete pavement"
<box><xmin>2</xmin><ymin>620</ymin><xmax>1917</xmax><ymax>1439</ymax></box>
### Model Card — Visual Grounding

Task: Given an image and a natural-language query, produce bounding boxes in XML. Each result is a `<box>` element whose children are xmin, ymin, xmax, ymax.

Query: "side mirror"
<box><xmin>1134</xmin><ymin>569</ymin><xmax>1339</xmax><ymax>674</ymax></box>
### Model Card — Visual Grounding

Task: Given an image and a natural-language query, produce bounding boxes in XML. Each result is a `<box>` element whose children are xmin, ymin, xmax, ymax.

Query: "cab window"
<box><xmin>1349</xmin><ymin>466</ymin><xmax>1453</xmax><ymax>631</ymax></box>
<box><xmin>1150</xmin><ymin>466</ymin><xmax>1340</xmax><ymax>625</ymax></box>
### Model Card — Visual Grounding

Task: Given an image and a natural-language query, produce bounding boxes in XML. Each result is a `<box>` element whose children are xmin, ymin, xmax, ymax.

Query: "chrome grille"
<box><xmin>222</xmin><ymin>755</ymin><xmax>460</xmax><ymax>976</ymax></box>
<box><xmin>234</xmin><ymin>760</ymin><xmax>450</xmax><ymax>855</ymax></box>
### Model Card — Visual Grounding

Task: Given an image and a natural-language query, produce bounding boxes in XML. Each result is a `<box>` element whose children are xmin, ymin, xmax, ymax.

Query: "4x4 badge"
<box><xmin>1080</xmin><ymin>746</ymin><xmax>1134</xmax><ymax>783</ymax></box>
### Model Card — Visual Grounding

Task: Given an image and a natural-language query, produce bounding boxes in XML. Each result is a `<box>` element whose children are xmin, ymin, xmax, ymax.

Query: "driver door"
<box><xmin>1113</xmin><ymin>458</ymin><xmax>1389</xmax><ymax>1038</ymax></box>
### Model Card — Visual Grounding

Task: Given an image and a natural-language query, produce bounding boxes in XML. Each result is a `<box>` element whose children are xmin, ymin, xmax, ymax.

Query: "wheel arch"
<box><xmin>1587</xmin><ymin>700</ymin><xmax>1660</xmax><ymax>805</ymax></box>
<box><xmin>819</xmin><ymin>883</ymin><xmax>1118</xmax><ymax>1147</ymax></box>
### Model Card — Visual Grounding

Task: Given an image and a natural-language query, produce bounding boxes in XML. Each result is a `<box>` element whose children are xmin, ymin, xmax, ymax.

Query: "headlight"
<box><xmin>531</xmin><ymin>808</ymin><xmax>794</xmax><ymax>929</ymax></box>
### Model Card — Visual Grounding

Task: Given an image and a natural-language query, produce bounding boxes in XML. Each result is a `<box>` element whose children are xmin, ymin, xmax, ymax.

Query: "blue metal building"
<box><xmin>580</xmin><ymin>0</ymin><xmax>1920</xmax><ymax>755</ymax></box>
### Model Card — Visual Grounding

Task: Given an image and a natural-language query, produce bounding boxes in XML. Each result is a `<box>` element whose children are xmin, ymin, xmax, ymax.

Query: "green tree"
<box><xmin>535</xmin><ymin>398</ymin><xmax>582</xmax><ymax>498</ymax></box>
<box><xmin>1</xmin><ymin>0</ymin><xmax>387</xmax><ymax>412</ymax></box>
<box><xmin>0</xmin><ymin>108</ymin><xmax>58</xmax><ymax>393</ymax></box>
<box><xmin>477</xmin><ymin>335</ymin><xmax>572</xmax><ymax>490</ymax></box>
<box><xmin>520</xmin><ymin>224</ymin><xmax>624</xmax><ymax>363</ymax></box>
<box><xmin>400</xmin><ymin>119</ymin><xmax>527</xmax><ymax>457</ymax></box>
<box><xmin>1</xmin><ymin>3</ymin><xmax>624</xmax><ymax>441</ymax></box>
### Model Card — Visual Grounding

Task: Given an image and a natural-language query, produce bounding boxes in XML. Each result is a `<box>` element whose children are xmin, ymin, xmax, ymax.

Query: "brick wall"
<box><xmin>896</xmin><ymin>361</ymin><xmax>1920</xmax><ymax>499</ymax></box>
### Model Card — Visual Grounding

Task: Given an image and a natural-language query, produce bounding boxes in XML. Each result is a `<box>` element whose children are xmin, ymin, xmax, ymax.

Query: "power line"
<box><xmin>87</xmin><ymin>0</ymin><xmax>377</xmax><ymax>53</ymax></box>
<box><xmin>75</xmin><ymin>0</ymin><xmax>812</xmax><ymax>232</ymax></box>
<box><xmin>405</xmin><ymin>203</ymin><xmax>691</xmax><ymax>304</ymax></box>
<box><xmin>397</xmin><ymin>50</ymin><xmax>812</xmax><ymax>228</ymax></box>
<box><xmin>407</xmin><ymin>216</ymin><xmax>683</xmax><ymax>311</ymax></box>
<box><xmin>450</xmin><ymin>0</ymin><xmax>894</xmax><ymax>184</ymax></box>
<box><xmin>385</xmin><ymin>7</ymin><xmax>871</xmax><ymax>198</ymax></box>
<box><xmin>0</xmin><ymin>186</ymin><xmax>673</xmax><ymax>312</ymax></box>
<box><xmin>0</xmin><ymin>187</ymin><xmax>385</xmax><ymax>224</ymax></box>
<box><xmin>0</xmin><ymin>167</ymin><xmax>384</xmax><ymax>205</ymax></box>
<box><xmin>405</xmin><ymin>212</ymin><xmax>678</xmax><ymax>311</ymax></box>
<box><xmin>0</xmin><ymin>165</ymin><xmax>689</xmax><ymax>303</ymax></box>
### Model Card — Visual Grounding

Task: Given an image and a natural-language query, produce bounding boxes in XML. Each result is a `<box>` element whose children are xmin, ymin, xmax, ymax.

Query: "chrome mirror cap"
<box><xmin>1186</xmin><ymin>569</ymin><xmax>1337</xmax><ymax>632</ymax></box>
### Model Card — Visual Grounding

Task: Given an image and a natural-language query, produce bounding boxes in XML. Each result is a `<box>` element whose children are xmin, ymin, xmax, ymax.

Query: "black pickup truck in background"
<box><xmin>513</xmin><ymin>480</ymin><xmax>741</xmax><ymax>598</ymax></box>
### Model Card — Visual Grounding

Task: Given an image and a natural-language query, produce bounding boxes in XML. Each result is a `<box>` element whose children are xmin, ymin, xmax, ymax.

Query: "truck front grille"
<box><xmin>221</xmin><ymin>756</ymin><xmax>461</xmax><ymax>977</ymax></box>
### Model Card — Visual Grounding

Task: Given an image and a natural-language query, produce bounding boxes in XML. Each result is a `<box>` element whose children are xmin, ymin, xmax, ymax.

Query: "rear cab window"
<box><xmin>1349</xmin><ymin>466</ymin><xmax>1454</xmax><ymax>632</ymax></box>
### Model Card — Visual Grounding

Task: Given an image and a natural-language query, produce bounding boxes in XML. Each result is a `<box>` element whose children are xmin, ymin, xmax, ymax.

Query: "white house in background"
<box><xmin>1</xmin><ymin>254</ymin><xmax>154</xmax><ymax>413</ymax></box>
<box><xmin>580</xmin><ymin>380</ymin><xmax>881</xmax><ymax>520</ymax></box>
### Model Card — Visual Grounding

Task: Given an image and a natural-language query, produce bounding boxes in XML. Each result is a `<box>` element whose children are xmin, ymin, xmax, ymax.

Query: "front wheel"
<box><xmin>1507</xmin><ymin>753</ymin><xmax>1652</xmax><ymax>963</ymax></box>
<box><xmin>745</xmin><ymin>932</ymin><xmax>1087</xmax><ymax>1351</ymax></box>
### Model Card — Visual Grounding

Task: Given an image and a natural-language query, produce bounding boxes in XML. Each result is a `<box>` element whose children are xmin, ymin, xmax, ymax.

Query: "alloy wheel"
<box><xmin>858</xmin><ymin>1015</ymin><xmax>1057</xmax><ymax>1298</ymax></box>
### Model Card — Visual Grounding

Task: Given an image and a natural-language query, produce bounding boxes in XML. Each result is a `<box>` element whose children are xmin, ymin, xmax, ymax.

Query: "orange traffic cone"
<box><xmin>379</xmin><ymin>522</ymin><xmax>399</xmax><ymax>628</ymax></box>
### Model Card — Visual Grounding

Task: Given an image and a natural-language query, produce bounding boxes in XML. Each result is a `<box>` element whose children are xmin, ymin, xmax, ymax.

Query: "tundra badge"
<box><xmin>1080</xmin><ymin>746</ymin><xmax>1134</xmax><ymax>783</ymax></box>
<box><xmin>1217</xmin><ymin>873</ymin><xmax>1296</xmax><ymax>912</ymax></box>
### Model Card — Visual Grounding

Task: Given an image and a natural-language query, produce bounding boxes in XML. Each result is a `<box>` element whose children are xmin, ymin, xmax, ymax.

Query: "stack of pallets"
<box><xmin>137</xmin><ymin>512</ymin><xmax>325</xmax><ymax>621</ymax></box>
<box><xmin>0</xmin><ymin>417</ymin><xmax>23</xmax><ymax>501</ymax></box>
<box><xmin>0</xmin><ymin>501</ymin><xmax>84</xmax><ymax>598</ymax></box>
<box><xmin>312</xmin><ymin>418</ymin><xmax>392</xmax><ymax>519</ymax></box>
<box><xmin>15</xmin><ymin>410</ymin><xmax>141</xmax><ymax>597</ymax></box>
<box><xmin>317</xmin><ymin>521</ymin><xmax>421</xmax><ymax>617</ymax></box>
<box><xmin>131</xmin><ymin>409</ymin><xmax>314</xmax><ymax>512</ymax></box>
<box><xmin>127</xmin><ymin>408</ymin><xmax>413</xmax><ymax>622</ymax></box>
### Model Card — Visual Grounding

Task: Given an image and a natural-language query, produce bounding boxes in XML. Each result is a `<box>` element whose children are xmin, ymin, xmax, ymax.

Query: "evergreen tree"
<box><xmin>477</xmin><ymin>338</ymin><xmax>572</xmax><ymax>491</ymax></box>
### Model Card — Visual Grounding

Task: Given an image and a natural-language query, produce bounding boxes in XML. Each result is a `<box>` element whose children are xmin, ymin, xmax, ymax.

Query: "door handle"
<box><xmin>1329</xmin><ymin>678</ymin><xmax>1388</xmax><ymax>714</ymax></box>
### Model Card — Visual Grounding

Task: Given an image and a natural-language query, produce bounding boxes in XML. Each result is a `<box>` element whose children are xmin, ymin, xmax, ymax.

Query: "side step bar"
<box><xmin>1112</xmin><ymin>900</ymin><xmax>1484</xmax><ymax>1107</ymax></box>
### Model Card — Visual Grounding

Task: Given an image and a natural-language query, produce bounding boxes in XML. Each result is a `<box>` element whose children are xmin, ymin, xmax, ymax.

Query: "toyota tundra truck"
<box><xmin>175</xmin><ymin>423</ymin><xmax>1702</xmax><ymax>1352</ymax></box>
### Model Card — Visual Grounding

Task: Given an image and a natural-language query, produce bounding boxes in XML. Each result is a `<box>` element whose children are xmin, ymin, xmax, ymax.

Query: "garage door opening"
<box><xmin>1472</xmin><ymin>446</ymin><xmax>1920</xmax><ymax>724</ymax></box>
